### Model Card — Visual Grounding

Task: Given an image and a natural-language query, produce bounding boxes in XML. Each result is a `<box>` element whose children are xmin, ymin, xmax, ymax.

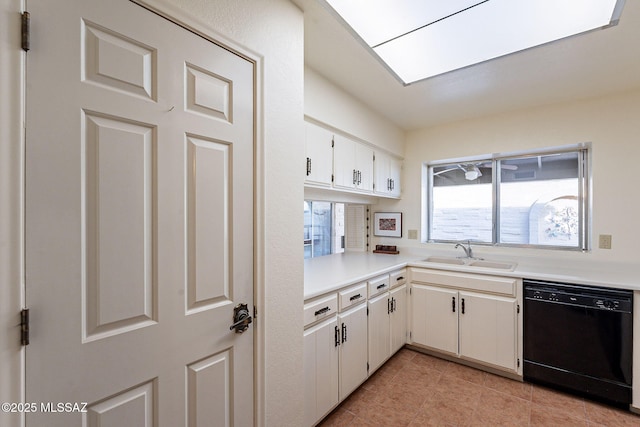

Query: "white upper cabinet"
<box><xmin>304</xmin><ymin>121</ymin><xmax>334</xmax><ymax>187</ymax></box>
<box><xmin>333</xmin><ymin>134</ymin><xmax>374</xmax><ymax>193</ymax></box>
<box><xmin>304</xmin><ymin>119</ymin><xmax>401</xmax><ymax>198</ymax></box>
<box><xmin>374</xmin><ymin>151</ymin><xmax>402</xmax><ymax>198</ymax></box>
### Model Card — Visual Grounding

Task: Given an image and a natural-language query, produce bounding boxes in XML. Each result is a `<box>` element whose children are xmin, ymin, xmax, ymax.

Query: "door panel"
<box><xmin>367</xmin><ymin>292</ymin><xmax>391</xmax><ymax>373</ymax></box>
<box><xmin>339</xmin><ymin>303</ymin><xmax>368</xmax><ymax>399</ymax></box>
<box><xmin>390</xmin><ymin>284</ymin><xmax>407</xmax><ymax>354</ymax></box>
<box><xmin>411</xmin><ymin>284</ymin><xmax>458</xmax><ymax>355</ymax></box>
<box><xmin>25</xmin><ymin>1</ymin><xmax>254</xmax><ymax>425</ymax></box>
<box><xmin>459</xmin><ymin>291</ymin><xmax>517</xmax><ymax>371</ymax></box>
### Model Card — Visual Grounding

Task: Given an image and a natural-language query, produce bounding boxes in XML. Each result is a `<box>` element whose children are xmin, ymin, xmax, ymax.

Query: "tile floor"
<box><xmin>318</xmin><ymin>348</ymin><xmax>640</xmax><ymax>426</ymax></box>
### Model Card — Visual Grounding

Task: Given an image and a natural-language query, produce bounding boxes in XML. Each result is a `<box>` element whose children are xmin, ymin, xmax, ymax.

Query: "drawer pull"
<box><xmin>314</xmin><ymin>306</ymin><xmax>331</xmax><ymax>316</ymax></box>
<box><xmin>349</xmin><ymin>294</ymin><xmax>362</xmax><ymax>301</ymax></box>
<box><xmin>377</xmin><ymin>283</ymin><xmax>387</xmax><ymax>290</ymax></box>
<box><xmin>316</xmin><ymin>306</ymin><xmax>331</xmax><ymax>316</ymax></box>
<box><xmin>396</xmin><ymin>276</ymin><xmax>404</xmax><ymax>281</ymax></box>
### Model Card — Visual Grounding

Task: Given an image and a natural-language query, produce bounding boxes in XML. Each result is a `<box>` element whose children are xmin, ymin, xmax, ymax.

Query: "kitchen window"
<box><xmin>425</xmin><ymin>144</ymin><xmax>590</xmax><ymax>250</ymax></box>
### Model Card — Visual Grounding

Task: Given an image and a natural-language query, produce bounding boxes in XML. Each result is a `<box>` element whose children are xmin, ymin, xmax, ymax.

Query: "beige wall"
<box><xmin>376</xmin><ymin>89</ymin><xmax>640</xmax><ymax>266</ymax></box>
<box><xmin>305</xmin><ymin>66</ymin><xmax>405</xmax><ymax>157</ymax></box>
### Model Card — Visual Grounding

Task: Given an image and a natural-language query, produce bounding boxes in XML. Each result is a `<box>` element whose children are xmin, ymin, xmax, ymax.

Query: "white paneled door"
<box><xmin>25</xmin><ymin>1</ymin><xmax>254</xmax><ymax>426</ymax></box>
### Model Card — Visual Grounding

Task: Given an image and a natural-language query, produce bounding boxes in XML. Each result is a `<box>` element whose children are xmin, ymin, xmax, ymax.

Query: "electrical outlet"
<box><xmin>408</xmin><ymin>229</ymin><xmax>418</xmax><ymax>240</ymax></box>
<box><xmin>598</xmin><ymin>234</ymin><xmax>612</xmax><ymax>249</ymax></box>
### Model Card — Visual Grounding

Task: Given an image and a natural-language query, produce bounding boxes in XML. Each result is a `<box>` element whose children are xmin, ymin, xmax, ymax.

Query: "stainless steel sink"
<box><xmin>422</xmin><ymin>256</ymin><xmax>516</xmax><ymax>271</ymax></box>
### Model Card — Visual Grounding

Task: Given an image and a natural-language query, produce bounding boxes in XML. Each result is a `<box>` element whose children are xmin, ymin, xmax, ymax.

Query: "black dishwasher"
<box><xmin>523</xmin><ymin>279</ymin><xmax>633</xmax><ymax>407</ymax></box>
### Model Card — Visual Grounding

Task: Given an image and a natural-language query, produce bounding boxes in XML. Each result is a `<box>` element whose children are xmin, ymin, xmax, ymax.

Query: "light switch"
<box><xmin>408</xmin><ymin>229</ymin><xmax>418</xmax><ymax>240</ymax></box>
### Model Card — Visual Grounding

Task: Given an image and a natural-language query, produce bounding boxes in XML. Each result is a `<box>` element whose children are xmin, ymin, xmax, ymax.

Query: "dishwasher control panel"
<box><xmin>524</xmin><ymin>283</ymin><xmax>632</xmax><ymax>313</ymax></box>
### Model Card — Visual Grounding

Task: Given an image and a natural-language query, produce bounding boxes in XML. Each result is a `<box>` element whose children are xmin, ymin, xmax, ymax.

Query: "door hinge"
<box><xmin>331</xmin><ymin>137</ymin><xmax>334</xmax><ymax>148</ymax></box>
<box><xmin>21</xmin><ymin>12</ymin><xmax>30</xmax><ymax>52</ymax></box>
<box><xmin>366</xmin><ymin>307</ymin><xmax>369</xmax><ymax>316</ymax></box>
<box><xmin>20</xmin><ymin>308</ymin><xmax>30</xmax><ymax>346</ymax></box>
<box><xmin>331</xmin><ymin>174</ymin><xmax>334</xmax><ymax>183</ymax></box>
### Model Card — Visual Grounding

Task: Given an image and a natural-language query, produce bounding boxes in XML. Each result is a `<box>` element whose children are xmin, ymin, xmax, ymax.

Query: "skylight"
<box><xmin>323</xmin><ymin>0</ymin><xmax>625</xmax><ymax>85</ymax></box>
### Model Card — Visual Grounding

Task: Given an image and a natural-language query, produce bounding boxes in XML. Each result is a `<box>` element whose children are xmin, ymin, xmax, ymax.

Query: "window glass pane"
<box><xmin>431</xmin><ymin>163</ymin><xmax>493</xmax><ymax>242</ymax></box>
<box><xmin>499</xmin><ymin>152</ymin><xmax>580</xmax><ymax>247</ymax></box>
<box><xmin>304</xmin><ymin>201</ymin><xmax>345</xmax><ymax>259</ymax></box>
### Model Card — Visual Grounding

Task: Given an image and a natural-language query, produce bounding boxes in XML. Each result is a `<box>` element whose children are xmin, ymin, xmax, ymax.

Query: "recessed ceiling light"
<box><xmin>323</xmin><ymin>0</ymin><xmax>626</xmax><ymax>85</ymax></box>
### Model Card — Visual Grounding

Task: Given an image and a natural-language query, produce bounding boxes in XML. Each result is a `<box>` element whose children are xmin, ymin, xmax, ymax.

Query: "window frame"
<box><xmin>423</xmin><ymin>143</ymin><xmax>591</xmax><ymax>251</ymax></box>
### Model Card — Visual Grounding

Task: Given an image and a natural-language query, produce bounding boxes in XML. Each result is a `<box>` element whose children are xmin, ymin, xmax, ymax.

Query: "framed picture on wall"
<box><xmin>373</xmin><ymin>212</ymin><xmax>402</xmax><ymax>237</ymax></box>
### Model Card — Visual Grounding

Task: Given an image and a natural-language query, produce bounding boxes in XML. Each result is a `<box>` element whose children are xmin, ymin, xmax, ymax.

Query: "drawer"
<box><xmin>368</xmin><ymin>274</ymin><xmax>390</xmax><ymax>297</ymax></box>
<box><xmin>304</xmin><ymin>294</ymin><xmax>338</xmax><ymax>328</ymax></box>
<box><xmin>338</xmin><ymin>282</ymin><xmax>367</xmax><ymax>311</ymax></box>
<box><xmin>390</xmin><ymin>268</ymin><xmax>407</xmax><ymax>288</ymax></box>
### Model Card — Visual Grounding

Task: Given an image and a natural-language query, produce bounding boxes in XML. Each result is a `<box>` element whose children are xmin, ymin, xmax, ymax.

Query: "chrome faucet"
<box><xmin>455</xmin><ymin>240</ymin><xmax>473</xmax><ymax>259</ymax></box>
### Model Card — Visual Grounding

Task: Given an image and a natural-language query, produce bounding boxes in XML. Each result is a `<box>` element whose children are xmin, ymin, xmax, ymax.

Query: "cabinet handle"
<box><xmin>335</xmin><ymin>325</ymin><xmax>340</xmax><ymax>347</ymax></box>
<box><xmin>341</xmin><ymin>322</ymin><xmax>347</xmax><ymax>343</ymax></box>
<box><xmin>396</xmin><ymin>276</ymin><xmax>404</xmax><ymax>281</ymax></box>
<box><xmin>353</xmin><ymin>169</ymin><xmax>357</xmax><ymax>185</ymax></box>
<box><xmin>388</xmin><ymin>298</ymin><xmax>391</xmax><ymax>314</ymax></box>
<box><xmin>358</xmin><ymin>170</ymin><xmax>362</xmax><ymax>185</ymax></box>
<box><xmin>306</xmin><ymin>157</ymin><xmax>311</xmax><ymax>176</ymax></box>
<box><xmin>452</xmin><ymin>296</ymin><xmax>456</xmax><ymax>313</ymax></box>
<box><xmin>390</xmin><ymin>179</ymin><xmax>394</xmax><ymax>191</ymax></box>
<box><xmin>461</xmin><ymin>298</ymin><xmax>465</xmax><ymax>314</ymax></box>
<box><xmin>377</xmin><ymin>283</ymin><xmax>387</xmax><ymax>290</ymax></box>
<box><xmin>392</xmin><ymin>297</ymin><xmax>396</xmax><ymax>313</ymax></box>
<box><xmin>349</xmin><ymin>294</ymin><xmax>362</xmax><ymax>301</ymax></box>
<box><xmin>314</xmin><ymin>306</ymin><xmax>330</xmax><ymax>316</ymax></box>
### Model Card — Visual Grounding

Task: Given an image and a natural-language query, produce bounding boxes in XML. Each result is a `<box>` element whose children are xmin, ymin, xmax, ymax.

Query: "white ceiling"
<box><xmin>292</xmin><ymin>0</ymin><xmax>640</xmax><ymax>131</ymax></box>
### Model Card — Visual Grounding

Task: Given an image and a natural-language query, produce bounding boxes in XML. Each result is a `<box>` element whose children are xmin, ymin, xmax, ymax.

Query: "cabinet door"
<box><xmin>338</xmin><ymin>303</ymin><xmax>368</xmax><ymax>399</ymax></box>
<box><xmin>332</xmin><ymin>134</ymin><xmax>356</xmax><ymax>190</ymax></box>
<box><xmin>411</xmin><ymin>284</ymin><xmax>458</xmax><ymax>355</ymax></box>
<box><xmin>303</xmin><ymin>317</ymin><xmax>339</xmax><ymax>426</ymax></box>
<box><xmin>458</xmin><ymin>291</ymin><xmax>517</xmax><ymax>372</ymax></box>
<box><xmin>355</xmin><ymin>143</ymin><xmax>374</xmax><ymax>192</ymax></box>
<box><xmin>304</xmin><ymin>122</ymin><xmax>333</xmax><ymax>187</ymax></box>
<box><xmin>388</xmin><ymin>157</ymin><xmax>402</xmax><ymax>197</ymax></box>
<box><xmin>390</xmin><ymin>284</ymin><xmax>407</xmax><ymax>354</ymax></box>
<box><xmin>368</xmin><ymin>292</ymin><xmax>391</xmax><ymax>373</ymax></box>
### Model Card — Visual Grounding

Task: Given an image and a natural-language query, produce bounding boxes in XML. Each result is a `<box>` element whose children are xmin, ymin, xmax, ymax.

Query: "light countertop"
<box><xmin>304</xmin><ymin>251</ymin><xmax>640</xmax><ymax>300</ymax></box>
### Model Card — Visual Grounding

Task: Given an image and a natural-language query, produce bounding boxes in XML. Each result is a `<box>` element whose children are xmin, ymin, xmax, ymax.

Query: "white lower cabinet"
<box><xmin>304</xmin><ymin>316</ymin><xmax>339</xmax><ymax>427</ymax></box>
<box><xmin>367</xmin><ymin>270</ymin><xmax>408</xmax><ymax>374</ymax></box>
<box><xmin>390</xmin><ymin>284</ymin><xmax>407</xmax><ymax>354</ymax></box>
<box><xmin>410</xmin><ymin>268</ymin><xmax>521</xmax><ymax>374</ymax></box>
<box><xmin>338</xmin><ymin>303</ymin><xmax>368</xmax><ymax>399</ymax></box>
<box><xmin>304</xmin><ymin>285</ymin><xmax>368</xmax><ymax>426</ymax></box>
<box><xmin>367</xmin><ymin>292</ymin><xmax>391</xmax><ymax>373</ymax></box>
<box><xmin>411</xmin><ymin>285</ymin><xmax>458</xmax><ymax>355</ymax></box>
<box><xmin>458</xmin><ymin>291</ymin><xmax>518</xmax><ymax>370</ymax></box>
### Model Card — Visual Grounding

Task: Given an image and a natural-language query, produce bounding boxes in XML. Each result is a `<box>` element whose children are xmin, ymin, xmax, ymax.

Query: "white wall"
<box><xmin>305</xmin><ymin>66</ymin><xmax>405</xmax><ymax>157</ymax></box>
<box><xmin>0</xmin><ymin>0</ymin><xmax>24</xmax><ymax>426</ymax></box>
<box><xmin>377</xmin><ymin>89</ymin><xmax>640</xmax><ymax>266</ymax></box>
